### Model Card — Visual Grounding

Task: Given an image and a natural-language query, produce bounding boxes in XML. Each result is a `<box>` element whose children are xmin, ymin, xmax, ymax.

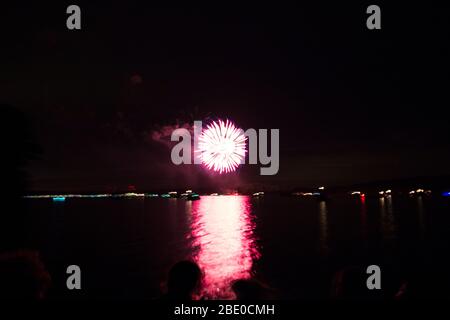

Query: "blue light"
<box><xmin>52</xmin><ymin>197</ymin><xmax>66</xmax><ymax>202</ymax></box>
<box><xmin>442</xmin><ymin>192</ymin><xmax>450</xmax><ymax>197</ymax></box>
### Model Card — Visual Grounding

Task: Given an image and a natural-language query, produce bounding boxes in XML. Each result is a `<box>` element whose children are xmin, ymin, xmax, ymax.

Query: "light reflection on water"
<box><xmin>380</xmin><ymin>195</ymin><xmax>397</xmax><ymax>241</ymax></box>
<box><xmin>417</xmin><ymin>196</ymin><xmax>426</xmax><ymax>239</ymax></box>
<box><xmin>188</xmin><ymin>196</ymin><xmax>260</xmax><ymax>299</ymax></box>
<box><xmin>29</xmin><ymin>192</ymin><xmax>446</xmax><ymax>299</ymax></box>
<box><xmin>360</xmin><ymin>195</ymin><xmax>368</xmax><ymax>245</ymax></box>
<box><xmin>318</xmin><ymin>200</ymin><xmax>329</xmax><ymax>255</ymax></box>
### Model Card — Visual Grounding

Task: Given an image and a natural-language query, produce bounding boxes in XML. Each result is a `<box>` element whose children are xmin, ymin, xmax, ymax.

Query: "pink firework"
<box><xmin>197</xmin><ymin>119</ymin><xmax>247</xmax><ymax>173</ymax></box>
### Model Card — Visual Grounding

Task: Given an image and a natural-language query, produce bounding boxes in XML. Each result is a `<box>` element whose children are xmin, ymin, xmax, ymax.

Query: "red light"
<box><xmin>189</xmin><ymin>196</ymin><xmax>260</xmax><ymax>299</ymax></box>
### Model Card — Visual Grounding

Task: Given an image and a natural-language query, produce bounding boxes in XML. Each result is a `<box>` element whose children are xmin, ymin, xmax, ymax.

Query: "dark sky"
<box><xmin>1</xmin><ymin>2</ymin><xmax>449</xmax><ymax>192</ymax></box>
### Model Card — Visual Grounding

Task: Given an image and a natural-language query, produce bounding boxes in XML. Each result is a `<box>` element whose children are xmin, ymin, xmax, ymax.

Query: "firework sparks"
<box><xmin>197</xmin><ymin>119</ymin><xmax>246</xmax><ymax>173</ymax></box>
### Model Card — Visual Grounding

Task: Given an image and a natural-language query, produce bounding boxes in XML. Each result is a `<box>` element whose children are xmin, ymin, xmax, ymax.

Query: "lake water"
<box><xmin>26</xmin><ymin>194</ymin><xmax>450</xmax><ymax>299</ymax></box>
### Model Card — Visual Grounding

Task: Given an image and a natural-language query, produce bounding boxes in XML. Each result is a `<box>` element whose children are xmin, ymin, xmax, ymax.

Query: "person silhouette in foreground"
<box><xmin>331</xmin><ymin>266</ymin><xmax>383</xmax><ymax>300</ymax></box>
<box><xmin>162</xmin><ymin>260</ymin><xmax>202</xmax><ymax>301</ymax></box>
<box><xmin>232</xmin><ymin>278</ymin><xmax>275</xmax><ymax>300</ymax></box>
<box><xmin>395</xmin><ymin>262</ymin><xmax>450</xmax><ymax>300</ymax></box>
<box><xmin>0</xmin><ymin>105</ymin><xmax>50</xmax><ymax>300</ymax></box>
<box><xmin>0</xmin><ymin>104</ymin><xmax>40</xmax><ymax>252</ymax></box>
<box><xmin>0</xmin><ymin>250</ymin><xmax>51</xmax><ymax>300</ymax></box>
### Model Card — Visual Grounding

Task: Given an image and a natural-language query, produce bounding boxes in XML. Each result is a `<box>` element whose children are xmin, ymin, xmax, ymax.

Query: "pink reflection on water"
<box><xmin>189</xmin><ymin>195</ymin><xmax>260</xmax><ymax>299</ymax></box>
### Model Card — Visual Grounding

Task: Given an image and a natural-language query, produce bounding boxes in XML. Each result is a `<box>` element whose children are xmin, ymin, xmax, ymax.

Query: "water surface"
<box><xmin>26</xmin><ymin>194</ymin><xmax>450</xmax><ymax>299</ymax></box>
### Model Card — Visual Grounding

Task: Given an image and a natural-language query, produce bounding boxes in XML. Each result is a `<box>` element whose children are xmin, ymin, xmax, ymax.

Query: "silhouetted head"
<box><xmin>331</xmin><ymin>266</ymin><xmax>381</xmax><ymax>300</ymax></box>
<box><xmin>167</xmin><ymin>260</ymin><xmax>202</xmax><ymax>300</ymax></box>
<box><xmin>396</xmin><ymin>263</ymin><xmax>450</xmax><ymax>300</ymax></box>
<box><xmin>0</xmin><ymin>250</ymin><xmax>51</xmax><ymax>300</ymax></box>
<box><xmin>232</xmin><ymin>278</ymin><xmax>272</xmax><ymax>300</ymax></box>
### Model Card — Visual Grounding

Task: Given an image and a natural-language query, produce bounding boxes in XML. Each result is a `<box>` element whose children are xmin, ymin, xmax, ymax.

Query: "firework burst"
<box><xmin>197</xmin><ymin>119</ymin><xmax>247</xmax><ymax>173</ymax></box>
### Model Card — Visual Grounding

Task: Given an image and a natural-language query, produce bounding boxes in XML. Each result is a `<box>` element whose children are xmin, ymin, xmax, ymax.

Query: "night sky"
<box><xmin>1</xmin><ymin>3</ymin><xmax>449</xmax><ymax>192</ymax></box>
